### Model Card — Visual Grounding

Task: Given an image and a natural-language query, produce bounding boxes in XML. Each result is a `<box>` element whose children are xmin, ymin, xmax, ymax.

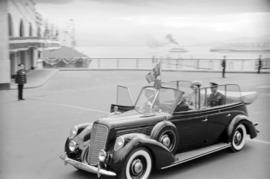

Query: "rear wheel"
<box><xmin>230</xmin><ymin>123</ymin><xmax>247</xmax><ymax>152</ymax></box>
<box><xmin>119</xmin><ymin>147</ymin><xmax>152</xmax><ymax>179</ymax></box>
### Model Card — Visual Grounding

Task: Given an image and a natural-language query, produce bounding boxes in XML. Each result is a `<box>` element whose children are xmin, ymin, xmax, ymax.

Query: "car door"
<box><xmin>110</xmin><ymin>85</ymin><xmax>134</xmax><ymax>113</ymax></box>
<box><xmin>205</xmin><ymin>84</ymin><xmax>242</xmax><ymax>145</ymax></box>
<box><xmin>202</xmin><ymin>108</ymin><xmax>228</xmax><ymax>145</ymax></box>
<box><xmin>172</xmin><ymin>110</ymin><xmax>208</xmax><ymax>151</ymax></box>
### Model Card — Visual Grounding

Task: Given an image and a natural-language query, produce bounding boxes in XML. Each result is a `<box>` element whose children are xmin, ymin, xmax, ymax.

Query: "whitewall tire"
<box><xmin>120</xmin><ymin>147</ymin><xmax>152</xmax><ymax>179</ymax></box>
<box><xmin>230</xmin><ymin>123</ymin><xmax>247</xmax><ymax>152</ymax></box>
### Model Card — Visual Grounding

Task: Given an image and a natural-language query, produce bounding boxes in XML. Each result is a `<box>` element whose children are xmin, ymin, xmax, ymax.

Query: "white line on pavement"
<box><xmin>256</xmin><ymin>85</ymin><xmax>270</xmax><ymax>89</ymax></box>
<box><xmin>251</xmin><ymin>139</ymin><xmax>270</xmax><ymax>145</ymax></box>
<box><xmin>29</xmin><ymin>97</ymin><xmax>108</xmax><ymax>114</ymax></box>
<box><xmin>55</xmin><ymin>103</ymin><xmax>109</xmax><ymax>114</ymax></box>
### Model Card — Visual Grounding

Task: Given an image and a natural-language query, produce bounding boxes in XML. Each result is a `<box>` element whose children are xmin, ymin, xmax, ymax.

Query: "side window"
<box><xmin>225</xmin><ymin>85</ymin><xmax>241</xmax><ymax>104</ymax></box>
<box><xmin>116</xmin><ymin>85</ymin><xmax>133</xmax><ymax>106</ymax></box>
<box><xmin>201</xmin><ymin>84</ymin><xmax>241</xmax><ymax>108</ymax></box>
<box><xmin>203</xmin><ymin>85</ymin><xmax>226</xmax><ymax>108</ymax></box>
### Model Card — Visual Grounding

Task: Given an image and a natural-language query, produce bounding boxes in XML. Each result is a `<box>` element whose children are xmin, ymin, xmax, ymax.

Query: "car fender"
<box><xmin>227</xmin><ymin>115</ymin><xmax>257</xmax><ymax>140</ymax></box>
<box><xmin>150</xmin><ymin>120</ymin><xmax>177</xmax><ymax>138</ymax></box>
<box><xmin>150</xmin><ymin>120</ymin><xmax>179</xmax><ymax>153</ymax></box>
<box><xmin>73</xmin><ymin>123</ymin><xmax>93</xmax><ymax>149</ymax></box>
<box><xmin>109</xmin><ymin>133</ymin><xmax>175</xmax><ymax>172</ymax></box>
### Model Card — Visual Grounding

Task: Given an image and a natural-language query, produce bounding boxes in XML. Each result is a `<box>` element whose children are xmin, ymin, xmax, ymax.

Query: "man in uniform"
<box><xmin>207</xmin><ymin>82</ymin><xmax>225</xmax><ymax>107</ymax></box>
<box><xmin>257</xmin><ymin>55</ymin><xmax>262</xmax><ymax>74</ymax></box>
<box><xmin>221</xmin><ymin>56</ymin><xmax>226</xmax><ymax>78</ymax></box>
<box><xmin>15</xmin><ymin>64</ymin><xmax>27</xmax><ymax>101</ymax></box>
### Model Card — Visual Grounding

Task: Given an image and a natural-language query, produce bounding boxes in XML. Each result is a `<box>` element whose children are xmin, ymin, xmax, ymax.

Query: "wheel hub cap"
<box><xmin>161</xmin><ymin>135</ymin><xmax>171</xmax><ymax>147</ymax></box>
<box><xmin>235</xmin><ymin>131</ymin><xmax>242</xmax><ymax>144</ymax></box>
<box><xmin>131</xmin><ymin>159</ymin><xmax>143</xmax><ymax>175</ymax></box>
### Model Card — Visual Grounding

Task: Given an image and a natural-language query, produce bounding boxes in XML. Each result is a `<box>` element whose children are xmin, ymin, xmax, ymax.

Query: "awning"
<box><xmin>42</xmin><ymin>46</ymin><xmax>88</xmax><ymax>59</ymax></box>
<box><xmin>42</xmin><ymin>46</ymin><xmax>91</xmax><ymax>68</ymax></box>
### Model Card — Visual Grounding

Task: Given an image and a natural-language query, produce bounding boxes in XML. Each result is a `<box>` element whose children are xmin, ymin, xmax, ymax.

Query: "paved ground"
<box><xmin>0</xmin><ymin>71</ymin><xmax>270</xmax><ymax>179</ymax></box>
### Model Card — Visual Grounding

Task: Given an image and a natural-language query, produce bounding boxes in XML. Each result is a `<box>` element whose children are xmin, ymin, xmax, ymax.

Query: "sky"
<box><xmin>36</xmin><ymin>0</ymin><xmax>270</xmax><ymax>47</ymax></box>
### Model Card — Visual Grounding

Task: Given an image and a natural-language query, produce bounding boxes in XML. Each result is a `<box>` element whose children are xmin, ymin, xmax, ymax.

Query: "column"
<box><xmin>0</xmin><ymin>0</ymin><xmax>11</xmax><ymax>89</ymax></box>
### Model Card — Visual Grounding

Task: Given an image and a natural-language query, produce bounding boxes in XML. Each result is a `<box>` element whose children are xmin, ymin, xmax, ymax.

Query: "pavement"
<box><xmin>0</xmin><ymin>70</ymin><xmax>270</xmax><ymax>179</ymax></box>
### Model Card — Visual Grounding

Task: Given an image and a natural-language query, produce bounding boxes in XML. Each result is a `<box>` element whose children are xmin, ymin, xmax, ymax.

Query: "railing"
<box><xmin>88</xmin><ymin>58</ymin><xmax>270</xmax><ymax>72</ymax></box>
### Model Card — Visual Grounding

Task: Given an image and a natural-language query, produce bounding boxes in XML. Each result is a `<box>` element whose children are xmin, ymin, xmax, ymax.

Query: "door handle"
<box><xmin>226</xmin><ymin>114</ymin><xmax>231</xmax><ymax>117</ymax></box>
<box><xmin>202</xmin><ymin>118</ymin><xmax>208</xmax><ymax>122</ymax></box>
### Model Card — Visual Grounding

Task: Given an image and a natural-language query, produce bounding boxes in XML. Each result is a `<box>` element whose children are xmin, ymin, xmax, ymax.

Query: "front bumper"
<box><xmin>59</xmin><ymin>154</ymin><xmax>116</xmax><ymax>177</ymax></box>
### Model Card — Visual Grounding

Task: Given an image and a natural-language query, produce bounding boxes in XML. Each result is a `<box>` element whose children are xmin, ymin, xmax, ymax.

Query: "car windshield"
<box><xmin>135</xmin><ymin>87</ymin><xmax>183</xmax><ymax>114</ymax></box>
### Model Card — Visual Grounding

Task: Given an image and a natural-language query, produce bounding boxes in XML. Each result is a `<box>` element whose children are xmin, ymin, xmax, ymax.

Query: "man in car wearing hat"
<box><xmin>208</xmin><ymin>82</ymin><xmax>225</xmax><ymax>107</ymax></box>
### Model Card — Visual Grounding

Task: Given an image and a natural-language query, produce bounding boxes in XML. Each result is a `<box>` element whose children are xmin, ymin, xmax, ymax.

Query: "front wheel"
<box><xmin>230</xmin><ymin>123</ymin><xmax>247</xmax><ymax>152</ymax></box>
<box><xmin>119</xmin><ymin>147</ymin><xmax>152</xmax><ymax>179</ymax></box>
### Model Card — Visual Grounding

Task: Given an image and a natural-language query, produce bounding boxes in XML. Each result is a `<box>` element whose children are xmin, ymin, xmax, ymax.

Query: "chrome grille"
<box><xmin>88</xmin><ymin>124</ymin><xmax>108</xmax><ymax>165</ymax></box>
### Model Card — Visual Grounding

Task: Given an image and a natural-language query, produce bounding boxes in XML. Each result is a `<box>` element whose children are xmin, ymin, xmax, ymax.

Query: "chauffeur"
<box><xmin>15</xmin><ymin>64</ymin><xmax>27</xmax><ymax>101</ymax></box>
<box><xmin>208</xmin><ymin>82</ymin><xmax>225</xmax><ymax>107</ymax></box>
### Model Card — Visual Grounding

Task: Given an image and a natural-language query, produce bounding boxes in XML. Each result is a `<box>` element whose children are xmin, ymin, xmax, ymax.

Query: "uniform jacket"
<box><xmin>208</xmin><ymin>91</ymin><xmax>225</xmax><ymax>107</ymax></box>
<box><xmin>15</xmin><ymin>69</ymin><xmax>27</xmax><ymax>84</ymax></box>
<box><xmin>221</xmin><ymin>59</ymin><xmax>226</xmax><ymax>68</ymax></box>
<box><xmin>258</xmin><ymin>59</ymin><xmax>262</xmax><ymax>67</ymax></box>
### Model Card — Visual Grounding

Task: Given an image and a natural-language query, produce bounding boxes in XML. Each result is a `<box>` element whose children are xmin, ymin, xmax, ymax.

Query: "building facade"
<box><xmin>0</xmin><ymin>0</ymin><xmax>60</xmax><ymax>89</ymax></box>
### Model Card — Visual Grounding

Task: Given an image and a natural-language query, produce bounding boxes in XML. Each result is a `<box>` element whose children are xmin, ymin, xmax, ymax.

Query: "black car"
<box><xmin>60</xmin><ymin>81</ymin><xmax>258</xmax><ymax>179</ymax></box>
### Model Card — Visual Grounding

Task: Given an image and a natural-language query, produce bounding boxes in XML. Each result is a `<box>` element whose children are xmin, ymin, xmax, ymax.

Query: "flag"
<box><xmin>145</xmin><ymin>62</ymin><xmax>161</xmax><ymax>84</ymax></box>
<box><xmin>153</xmin><ymin>62</ymin><xmax>161</xmax><ymax>78</ymax></box>
<box><xmin>154</xmin><ymin>79</ymin><xmax>162</xmax><ymax>89</ymax></box>
<box><xmin>145</xmin><ymin>71</ymin><xmax>155</xmax><ymax>83</ymax></box>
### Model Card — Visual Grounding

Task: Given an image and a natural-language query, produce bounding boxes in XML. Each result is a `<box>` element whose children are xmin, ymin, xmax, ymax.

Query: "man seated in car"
<box><xmin>185</xmin><ymin>81</ymin><xmax>201</xmax><ymax>110</ymax></box>
<box><xmin>174</xmin><ymin>97</ymin><xmax>191</xmax><ymax>112</ymax></box>
<box><xmin>208</xmin><ymin>82</ymin><xmax>226</xmax><ymax>107</ymax></box>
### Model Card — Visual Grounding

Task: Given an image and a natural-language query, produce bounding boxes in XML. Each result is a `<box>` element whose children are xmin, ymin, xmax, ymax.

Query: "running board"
<box><xmin>162</xmin><ymin>143</ymin><xmax>231</xmax><ymax>169</ymax></box>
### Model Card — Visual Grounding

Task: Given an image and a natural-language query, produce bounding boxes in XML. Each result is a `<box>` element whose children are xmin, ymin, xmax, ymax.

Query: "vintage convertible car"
<box><xmin>60</xmin><ymin>81</ymin><xmax>258</xmax><ymax>179</ymax></box>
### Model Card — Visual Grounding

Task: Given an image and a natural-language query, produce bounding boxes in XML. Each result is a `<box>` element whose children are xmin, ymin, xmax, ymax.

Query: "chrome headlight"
<box><xmin>69</xmin><ymin>126</ymin><xmax>78</xmax><ymax>139</ymax></box>
<box><xmin>68</xmin><ymin>140</ymin><xmax>77</xmax><ymax>152</ymax></box>
<box><xmin>114</xmin><ymin>136</ymin><xmax>125</xmax><ymax>151</ymax></box>
<box><xmin>98</xmin><ymin>149</ymin><xmax>107</xmax><ymax>162</ymax></box>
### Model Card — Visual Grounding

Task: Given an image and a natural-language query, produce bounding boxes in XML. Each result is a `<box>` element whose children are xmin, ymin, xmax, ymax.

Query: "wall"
<box><xmin>7</xmin><ymin>0</ymin><xmax>38</xmax><ymax>38</ymax></box>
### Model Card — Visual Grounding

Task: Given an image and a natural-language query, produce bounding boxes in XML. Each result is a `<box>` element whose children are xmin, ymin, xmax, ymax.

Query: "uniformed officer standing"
<box><xmin>221</xmin><ymin>56</ymin><xmax>226</xmax><ymax>78</ymax></box>
<box><xmin>15</xmin><ymin>64</ymin><xmax>27</xmax><ymax>100</ymax></box>
<box><xmin>257</xmin><ymin>55</ymin><xmax>262</xmax><ymax>74</ymax></box>
<box><xmin>208</xmin><ymin>82</ymin><xmax>225</xmax><ymax>107</ymax></box>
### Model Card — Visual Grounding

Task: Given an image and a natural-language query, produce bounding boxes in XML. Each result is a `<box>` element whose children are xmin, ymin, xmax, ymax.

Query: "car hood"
<box><xmin>95</xmin><ymin>110</ymin><xmax>171</xmax><ymax>129</ymax></box>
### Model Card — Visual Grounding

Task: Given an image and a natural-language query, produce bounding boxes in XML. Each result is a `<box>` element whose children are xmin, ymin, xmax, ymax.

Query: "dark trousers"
<box><xmin>257</xmin><ymin>66</ymin><xmax>261</xmax><ymax>74</ymax></box>
<box><xmin>222</xmin><ymin>68</ymin><xmax>226</xmax><ymax>78</ymax></box>
<box><xmin>18</xmin><ymin>84</ymin><xmax>24</xmax><ymax>100</ymax></box>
